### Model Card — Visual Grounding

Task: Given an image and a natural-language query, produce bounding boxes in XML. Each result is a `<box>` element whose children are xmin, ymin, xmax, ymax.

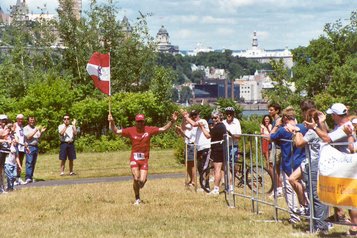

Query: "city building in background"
<box><xmin>155</xmin><ymin>25</ymin><xmax>179</xmax><ymax>54</ymax></box>
<box><xmin>233</xmin><ymin>31</ymin><xmax>293</xmax><ymax>69</ymax></box>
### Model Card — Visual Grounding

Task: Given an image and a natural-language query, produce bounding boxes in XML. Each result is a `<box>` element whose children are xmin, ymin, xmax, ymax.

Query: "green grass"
<box><xmin>32</xmin><ymin>149</ymin><xmax>183</xmax><ymax>181</ymax></box>
<box><xmin>3</xmin><ymin>149</ymin><xmax>349</xmax><ymax>237</ymax></box>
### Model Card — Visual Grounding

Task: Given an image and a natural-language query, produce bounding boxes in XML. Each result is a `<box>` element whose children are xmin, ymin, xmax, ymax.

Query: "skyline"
<box><xmin>1</xmin><ymin>0</ymin><xmax>356</xmax><ymax>50</ymax></box>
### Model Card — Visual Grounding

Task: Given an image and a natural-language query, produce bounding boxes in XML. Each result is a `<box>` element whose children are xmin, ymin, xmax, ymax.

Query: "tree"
<box><xmin>291</xmin><ymin>11</ymin><xmax>357</xmax><ymax>111</ymax></box>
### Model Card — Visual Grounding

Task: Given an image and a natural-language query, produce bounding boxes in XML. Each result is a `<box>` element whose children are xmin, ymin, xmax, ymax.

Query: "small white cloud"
<box><xmin>201</xmin><ymin>16</ymin><xmax>236</xmax><ymax>24</ymax></box>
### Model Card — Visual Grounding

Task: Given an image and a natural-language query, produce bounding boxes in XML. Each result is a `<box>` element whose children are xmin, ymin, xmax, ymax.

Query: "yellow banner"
<box><xmin>318</xmin><ymin>143</ymin><xmax>357</xmax><ymax>209</ymax></box>
<box><xmin>318</xmin><ymin>175</ymin><xmax>357</xmax><ymax>209</ymax></box>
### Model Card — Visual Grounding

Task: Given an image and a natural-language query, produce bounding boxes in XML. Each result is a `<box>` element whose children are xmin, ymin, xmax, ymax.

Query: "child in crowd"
<box><xmin>4</xmin><ymin>124</ymin><xmax>21</xmax><ymax>191</ymax></box>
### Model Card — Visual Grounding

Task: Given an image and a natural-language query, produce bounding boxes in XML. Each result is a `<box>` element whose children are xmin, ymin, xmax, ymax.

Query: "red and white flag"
<box><xmin>86</xmin><ymin>52</ymin><xmax>111</xmax><ymax>95</ymax></box>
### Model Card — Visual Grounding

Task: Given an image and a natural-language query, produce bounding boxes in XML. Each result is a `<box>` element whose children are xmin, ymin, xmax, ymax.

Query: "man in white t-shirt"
<box><xmin>222</xmin><ymin>107</ymin><xmax>241</xmax><ymax>162</ymax></box>
<box><xmin>14</xmin><ymin>114</ymin><xmax>26</xmax><ymax>185</ymax></box>
<box><xmin>58</xmin><ymin>114</ymin><xmax>77</xmax><ymax>176</ymax></box>
<box><xmin>182</xmin><ymin>110</ymin><xmax>211</xmax><ymax>191</ymax></box>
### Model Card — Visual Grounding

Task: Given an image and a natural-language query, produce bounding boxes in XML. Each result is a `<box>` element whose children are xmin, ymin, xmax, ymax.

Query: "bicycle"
<box><xmin>232</xmin><ymin>154</ymin><xmax>273</xmax><ymax>194</ymax></box>
<box><xmin>199</xmin><ymin>153</ymin><xmax>273</xmax><ymax>194</ymax></box>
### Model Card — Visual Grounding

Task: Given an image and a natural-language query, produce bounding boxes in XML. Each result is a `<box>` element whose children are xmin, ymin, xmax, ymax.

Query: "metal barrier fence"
<box><xmin>185</xmin><ymin>133</ymin><xmax>355</xmax><ymax>233</ymax></box>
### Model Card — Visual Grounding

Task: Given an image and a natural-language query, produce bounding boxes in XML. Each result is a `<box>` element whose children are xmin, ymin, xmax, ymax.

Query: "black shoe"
<box><xmin>325</xmin><ymin>214</ymin><xmax>350</xmax><ymax>224</ymax></box>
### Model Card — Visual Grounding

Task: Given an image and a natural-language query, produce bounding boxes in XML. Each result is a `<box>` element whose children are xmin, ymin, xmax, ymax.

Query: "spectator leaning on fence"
<box><xmin>267</xmin><ymin>106</ymin><xmax>308</xmax><ymax>224</ymax></box>
<box><xmin>304</xmin><ymin>103</ymin><xmax>357</xmax><ymax>236</ymax></box>
<box><xmin>290</xmin><ymin>108</ymin><xmax>330</xmax><ymax>233</ymax></box>
<box><xmin>268</xmin><ymin>103</ymin><xmax>283</xmax><ymax>197</ymax></box>
<box><xmin>198</xmin><ymin>110</ymin><xmax>227</xmax><ymax>196</ymax></box>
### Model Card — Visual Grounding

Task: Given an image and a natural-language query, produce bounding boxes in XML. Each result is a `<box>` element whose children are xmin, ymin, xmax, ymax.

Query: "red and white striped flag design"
<box><xmin>86</xmin><ymin>52</ymin><xmax>111</xmax><ymax>95</ymax></box>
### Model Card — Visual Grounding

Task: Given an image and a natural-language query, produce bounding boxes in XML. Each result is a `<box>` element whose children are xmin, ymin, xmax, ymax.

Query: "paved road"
<box><xmin>18</xmin><ymin>173</ymin><xmax>185</xmax><ymax>188</ymax></box>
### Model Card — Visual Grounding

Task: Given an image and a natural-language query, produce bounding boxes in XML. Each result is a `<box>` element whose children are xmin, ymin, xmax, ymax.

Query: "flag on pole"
<box><xmin>86</xmin><ymin>52</ymin><xmax>111</xmax><ymax>95</ymax></box>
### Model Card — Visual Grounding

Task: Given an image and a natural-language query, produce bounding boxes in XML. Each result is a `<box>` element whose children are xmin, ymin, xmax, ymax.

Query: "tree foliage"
<box><xmin>291</xmin><ymin>11</ymin><xmax>357</xmax><ymax>111</ymax></box>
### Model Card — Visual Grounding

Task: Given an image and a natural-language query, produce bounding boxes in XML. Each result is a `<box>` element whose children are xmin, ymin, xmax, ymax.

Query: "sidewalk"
<box><xmin>17</xmin><ymin>173</ymin><xmax>185</xmax><ymax>188</ymax></box>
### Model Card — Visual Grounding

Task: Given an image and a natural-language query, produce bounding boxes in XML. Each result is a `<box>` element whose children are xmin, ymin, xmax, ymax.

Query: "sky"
<box><xmin>1</xmin><ymin>0</ymin><xmax>356</xmax><ymax>50</ymax></box>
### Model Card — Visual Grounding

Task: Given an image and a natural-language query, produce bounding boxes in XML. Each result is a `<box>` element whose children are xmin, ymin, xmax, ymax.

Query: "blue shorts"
<box><xmin>185</xmin><ymin>144</ymin><xmax>195</xmax><ymax>162</ymax></box>
<box><xmin>59</xmin><ymin>142</ymin><xmax>77</xmax><ymax>161</ymax></box>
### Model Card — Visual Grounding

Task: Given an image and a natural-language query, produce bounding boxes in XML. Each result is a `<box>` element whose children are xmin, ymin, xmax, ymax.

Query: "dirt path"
<box><xmin>17</xmin><ymin>173</ymin><xmax>185</xmax><ymax>188</ymax></box>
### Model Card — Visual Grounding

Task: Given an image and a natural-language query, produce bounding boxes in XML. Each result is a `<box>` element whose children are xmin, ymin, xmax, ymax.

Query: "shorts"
<box><xmin>269</xmin><ymin>146</ymin><xmax>281</xmax><ymax>166</ymax></box>
<box><xmin>59</xmin><ymin>142</ymin><xmax>76</xmax><ymax>161</ymax></box>
<box><xmin>130</xmin><ymin>160</ymin><xmax>148</xmax><ymax>170</ymax></box>
<box><xmin>185</xmin><ymin>144</ymin><xmax>195</xmax><ymax>162</ymax></box>
<box><xmin>211</xmin><ymin>149</ymin><xmax>224</xmax><ymax>163</ymax></box>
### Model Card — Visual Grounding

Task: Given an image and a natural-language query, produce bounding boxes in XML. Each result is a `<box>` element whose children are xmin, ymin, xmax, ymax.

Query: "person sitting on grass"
<box><xmin>108</xmin><ymin>112</ymin><xmax>178</xmax><ymax>206</ymax></box>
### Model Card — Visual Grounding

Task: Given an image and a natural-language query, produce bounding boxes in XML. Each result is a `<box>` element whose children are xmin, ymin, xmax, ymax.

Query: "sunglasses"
<box><xmin>212</xmin><ymin>116</ymin><xmax>219</xmax><ymax>119</ymax></box>
<box><xmin>63</xmin><ymin>118</ymin><xmax>70</xmax><ymax>120</ymax></box>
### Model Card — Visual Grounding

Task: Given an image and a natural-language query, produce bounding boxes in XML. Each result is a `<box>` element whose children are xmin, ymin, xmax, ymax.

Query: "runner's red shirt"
<box><xmin>122</xmin><ymin>126</ymin><xmax>160</xmax><ymax>162</ymax></box>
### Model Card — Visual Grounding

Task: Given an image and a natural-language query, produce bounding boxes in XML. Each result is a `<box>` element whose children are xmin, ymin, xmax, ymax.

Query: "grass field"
<box><xmin>0</xmin><ymin>149</ymin><xmax>350</xmax><ymax>237</ymax></box>
<box><xmin>32</xmin><ymin>149</ymin><xmax>183</xmax><ymax>181</ymax></box>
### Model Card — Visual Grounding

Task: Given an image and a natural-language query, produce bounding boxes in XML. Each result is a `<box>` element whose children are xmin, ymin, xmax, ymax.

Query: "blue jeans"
<box><xmin>304</xmin><ymin>159</ymin><xmax>329</xmax><ymax>231</ymax></box>
<box><xmin>5</xmin><ymin>163</ymin><xmax>16</xmax><ymax>190</ymax></box>
<box><xmin>26</xmin><ymin>146</ymin><xmax>39</xmax><ymax>180</ymax></box>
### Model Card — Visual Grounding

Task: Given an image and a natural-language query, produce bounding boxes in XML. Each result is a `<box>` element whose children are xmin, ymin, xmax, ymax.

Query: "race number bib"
<box><xmin>133</xmin><ymin>152</ymin><xmax>145</xmax><ymax>161</ymax></box>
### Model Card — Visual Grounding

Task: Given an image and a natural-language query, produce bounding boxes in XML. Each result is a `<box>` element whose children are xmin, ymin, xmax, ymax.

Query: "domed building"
<box><xmin>156</xmin><ymin>25</ymin><xmax>179</xmax><ymax>54</ymax></box>
<box><xmin>233</xmin><ymin>31</ymin><xmax>293</xmax><ymax>68</ymax></box>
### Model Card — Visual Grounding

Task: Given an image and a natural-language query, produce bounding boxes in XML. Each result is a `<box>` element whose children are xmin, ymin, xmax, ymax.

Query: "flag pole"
<box><xmin>108</xmin><ymin>52</ymin><xmax>112</xmax><ymax>128</ymax></box>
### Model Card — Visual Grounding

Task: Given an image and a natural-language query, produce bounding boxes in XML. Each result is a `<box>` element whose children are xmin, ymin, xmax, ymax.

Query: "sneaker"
<box><xmin>60</xmin><ymin>172</ymin><xmax>65</xmax><ymax>176</ymax></box>
<box><xmin>289</xmin><ymin>215</ymin><xmax>301</xmax><ymax>224</ymax></box>
<box><xmin>14</xmin><ymin>180</ymin><xmax>19</xmax><ymax>186</ymax></box>
<box><xmin>311</xmin><ymin>228</ymin><xmax>329</xmax><ymax>235</ymax></box>
<box><xmin>0</xmin><ymin>188</ymin><xmax>8</xmax><ymax>194</ymax></box>
<box><xmin>208</xmin><ymin>190</ymin><xmax>219</xmax><ymax>196</ymax></box>
<box><xmin>133</xmin><ymin>199</ymin><xmax>141</xmax><ymax>206</ymax></box>
<box><xmin>293</xmin><ymin>206</ymin><xmax>310</xmax><ymax>216</ymax></box>
<box><xmin>269</xmin><ymin>188</ymin><xmax>283</xmax><ymax>199</ymax></box>
<box><xmin>24</xmin><ymin>179</ymin><xmax>32</xmax><ymax>184</ymax></box>
<box><xmin>69</xmin><ymin>172</ymin><xmax>76</xmax><ymax>176</ymax></box>
<box><xmin>18</xmin><ymin>178</ymin><xmax>26</xmax><ymax>185</ymax></box>
<box><xmin>325</xmin><ymin>213</ymin><xmax>351</xmax><ymax>224</ymax></box>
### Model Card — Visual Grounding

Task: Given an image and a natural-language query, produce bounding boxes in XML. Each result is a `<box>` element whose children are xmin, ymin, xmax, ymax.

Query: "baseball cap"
<box><xmin>16</xmin><ymin>114</ymin><xmax>24</xmax><ymax>119</ymax></box>
<box><xmin>326</xmin><ymin>103</ymin><xmax>347</xmax><ymax>115</ymax></box>
<box><xmin>135</xmin><ymin>114</ymin><xmax>145</xmax><ymax>121</ymax></box>
<box><xmin>0</xmin><ymin>114</ymin><xmax>8</xmax><ymax>120</ymax></box>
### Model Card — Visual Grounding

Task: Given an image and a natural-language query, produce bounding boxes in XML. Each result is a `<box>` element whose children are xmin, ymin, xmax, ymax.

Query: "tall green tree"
<box><xmin>292</xmin><ymin>11</ymin><xmax>357</xmax><ymax>110</ymax></box>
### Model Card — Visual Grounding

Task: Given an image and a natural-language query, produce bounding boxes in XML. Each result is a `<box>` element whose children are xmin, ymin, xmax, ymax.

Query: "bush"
<box><xmin>75</xmin><ymin>135</ymin><xmax>129</xmax><ymax>153</ymax></box>
<box><xmin>173</xmin><ymin>137</ymin><xmax>185</xmax><ymax>164</ymax></box>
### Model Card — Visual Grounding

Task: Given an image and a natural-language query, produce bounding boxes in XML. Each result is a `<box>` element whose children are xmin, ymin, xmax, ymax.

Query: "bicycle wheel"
<box><xmin>245</xmin><ymin>166</ymin><xmax>273</xmax><ymax>194</ymax></box>
<box><xmin>199</xmin><ymin>165</ymin><xmax>214</xmax><ymax>193</ymax></box>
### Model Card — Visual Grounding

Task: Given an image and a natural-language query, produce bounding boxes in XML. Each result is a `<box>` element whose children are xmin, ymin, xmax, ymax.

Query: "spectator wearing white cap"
<box><xmin>304</xmin><ymin>103</ymin><xmax>357</xmax><ymax>235</ymax></box>
<box><xmin>14</xmin><ymin>114</ymin><xmax>26</xmax><ymax>185</ymax></box>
